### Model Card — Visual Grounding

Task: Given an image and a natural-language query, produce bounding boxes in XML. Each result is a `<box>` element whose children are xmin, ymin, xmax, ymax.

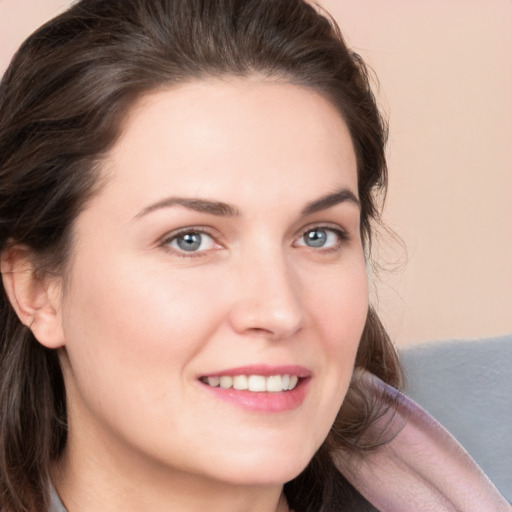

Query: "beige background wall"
<box><xmin>320</xmin><ymin>1</ymin><xmax>512</xmax><ymax>345</ymax></box>
<box><xmin>1</xmin><ymin>0</ymin><xmax>511</xmax><ymax>346</ymax></box>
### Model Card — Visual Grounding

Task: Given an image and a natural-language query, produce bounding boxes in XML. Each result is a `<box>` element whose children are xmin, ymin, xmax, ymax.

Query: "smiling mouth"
<box><xmin>200</xmin><ymin>374</ymin><xmax>300</xmax><ymax>392</ymax></box>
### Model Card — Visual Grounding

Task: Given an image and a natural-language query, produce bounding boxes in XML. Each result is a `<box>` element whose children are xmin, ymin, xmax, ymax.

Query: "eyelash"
<box><xmin>159</xmin><ymin>225</ymin><xmax>350</xmax><ymax>258</ymax></box>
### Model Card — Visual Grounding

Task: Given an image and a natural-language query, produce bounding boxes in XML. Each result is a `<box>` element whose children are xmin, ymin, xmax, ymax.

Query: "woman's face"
<box><xmin>56</xmin><ymin>79</ymin><xmax>368</xmax><ymax>487</ymax></box>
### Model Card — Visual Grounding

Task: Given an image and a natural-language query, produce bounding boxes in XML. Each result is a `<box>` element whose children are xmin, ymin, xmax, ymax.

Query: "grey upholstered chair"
<box><xmin>400</xmin><ymin>333</ymin><xmax>512</xmax><ymax>503</ymax></box>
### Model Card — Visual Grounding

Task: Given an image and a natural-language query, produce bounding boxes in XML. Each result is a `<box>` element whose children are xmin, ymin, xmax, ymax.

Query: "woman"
<box><xmin>0</xmin><ymin>1</ymin><xmax>508</xmax><ymax>511</ymax></box>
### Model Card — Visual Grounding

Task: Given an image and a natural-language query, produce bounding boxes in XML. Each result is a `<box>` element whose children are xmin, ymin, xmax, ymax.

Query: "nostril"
<box><xmin>248</xmin><ymin>326</ymin><xmax>275</xmax><ymax>336</ymax></box>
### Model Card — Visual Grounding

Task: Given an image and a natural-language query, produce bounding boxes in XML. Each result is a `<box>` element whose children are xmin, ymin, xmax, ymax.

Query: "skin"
<box><xmin>11</xmin><ymin>79</ymin><xmax>369</xmax><ymax>511</ymax></box>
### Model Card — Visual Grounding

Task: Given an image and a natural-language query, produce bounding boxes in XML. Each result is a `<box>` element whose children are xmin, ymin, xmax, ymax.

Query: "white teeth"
<box><xmin>233</xmin><ymin>375</ymin><xmax>248</xmax><ymax>390</ymax></box>
<box><xmin>203</xmin><ymin>374</ymin><xmax>301</xmax><ymax>392</ymax></box>
<box><xmin>219</xmin><ymin>376</ymin><xmax>233</xmax><ymax>389</ymax></box>
<box><xmin>207</xmin><ymin>376</ymin><xmax>220</xmax><ymax>387</ymax></box>
<box><xmin>266</xmin><ymin>375</ymin><xmax>283</xmax><ymax>392</ymax></box>
<box><xmin>248</xmin><ymin>375</ymin><xmax>266</xmax><ymax>392</ymax></box>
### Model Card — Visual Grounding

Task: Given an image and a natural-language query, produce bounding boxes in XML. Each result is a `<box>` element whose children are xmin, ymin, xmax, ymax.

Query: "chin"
<box><xmin>202</xmin><ymin>447</ymin><xmax>315</xmax><ymax>487</ymax></box>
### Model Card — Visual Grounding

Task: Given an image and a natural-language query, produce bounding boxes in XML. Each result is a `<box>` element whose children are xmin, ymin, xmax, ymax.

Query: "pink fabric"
<box><xmin>334</xmin><ymin>373</ymin><xmax>511</xmax><ymax>511</ymax></box>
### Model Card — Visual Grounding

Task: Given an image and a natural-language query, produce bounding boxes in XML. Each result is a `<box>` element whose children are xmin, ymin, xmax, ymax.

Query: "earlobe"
<box><xmin>1</xmin><ymin>245</ymin><xmax>65</xmax><ymax>349</ymax></box>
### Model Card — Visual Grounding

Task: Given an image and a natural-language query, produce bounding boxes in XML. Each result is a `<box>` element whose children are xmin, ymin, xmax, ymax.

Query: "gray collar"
<box><xmin>49</xmin><ymin>483</ymin><xmax>67</xmax><ymax>512</ymax></box>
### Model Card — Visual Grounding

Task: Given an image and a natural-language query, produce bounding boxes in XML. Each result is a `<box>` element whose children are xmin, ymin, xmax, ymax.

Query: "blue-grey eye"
<box><xmin>304</xmin><ymin>228</ymin><xmax>327</xmax><ymax>247</ymax></box>
<box><xmin>298</xmin><ymin>228</ymin><xmax>340</xmax><ymax>248</ymax></box>
<box><xmin>168</xmin><ymin>232</ymin><xmax>215</xmax><ymax>252</ymax></box>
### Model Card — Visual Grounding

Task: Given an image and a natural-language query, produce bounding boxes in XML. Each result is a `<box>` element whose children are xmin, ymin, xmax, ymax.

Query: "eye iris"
<box><xmin>177</xmin><ymin>233</ymin><xmax>202</xmax><ymax>251</ymax></box>
<box><xmin>304</xmin><ymin>229</ymin><xmax>327</xmax><ymax>247</ymax></box>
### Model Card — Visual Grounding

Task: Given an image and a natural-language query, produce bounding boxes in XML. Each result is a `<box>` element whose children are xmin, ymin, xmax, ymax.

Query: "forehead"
<box><xmin>99</xmin><ymin>78</ymin><xmax>358</xmax><ymax>213</ymax></box>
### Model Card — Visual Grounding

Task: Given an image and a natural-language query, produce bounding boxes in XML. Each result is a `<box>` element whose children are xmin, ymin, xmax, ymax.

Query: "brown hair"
<box><xmin>0</xmin><ymin>0</ymin><xmax>400</xmax><ymax>510</ymax></box>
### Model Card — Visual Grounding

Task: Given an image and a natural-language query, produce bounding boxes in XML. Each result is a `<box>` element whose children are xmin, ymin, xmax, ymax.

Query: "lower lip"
<box><xmin>199</xmin><ymin>378</ymin><xmax>309</xmax><ymax>412</ymax></box>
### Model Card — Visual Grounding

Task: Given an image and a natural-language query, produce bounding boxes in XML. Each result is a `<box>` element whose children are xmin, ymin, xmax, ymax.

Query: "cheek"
<box><xmin>330</xmin><ymin>264</ymin><xmax>369</xmax><ymax>380</ymax></box>
<box><xmin>58</xmin><ymin>257</ymin><xmax>234</xmax><ymax>468</ymax></box>
<box><xmin>310</xmin><ymin>256</ymin><xmax>369</xmax><ymax>346</ymax></box>
<box><xmin>299</xmin><ymin>257</ymin><xmax>369</xmax><ymax>437</ymax></box>
<box><xmin>59</xmin><ymin>254</ymin><xmax>225</xmax><ymax>408</ymax></box>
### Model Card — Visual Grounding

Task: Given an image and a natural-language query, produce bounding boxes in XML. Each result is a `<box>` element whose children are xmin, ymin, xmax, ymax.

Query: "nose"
<box><xmin>228</xmin><ymin>250</ymin><xmax>305</xmax><ymax>341</ymax></box>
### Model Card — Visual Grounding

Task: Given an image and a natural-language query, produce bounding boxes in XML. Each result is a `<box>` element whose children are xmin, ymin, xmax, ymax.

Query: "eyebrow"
<box><xmin>301</xmin><ymin>188</ymin><xmax>360</xmax><ymax>215</ymax></box>
<box><xmin>135</xmin><ymin>197</ymin><xmax>239</xmax><ymax>218</ymax></box>
<box><xmin>134</xmin><ymin>188</ymin><xmax>359</xmax><ymax>220</ymax></box>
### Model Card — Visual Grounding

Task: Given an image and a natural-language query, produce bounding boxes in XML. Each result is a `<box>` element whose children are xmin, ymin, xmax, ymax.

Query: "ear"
<box><xmin>1</xmin><ymin>245</ymin><xmax>65</xmax><ymax>349</ymax></box>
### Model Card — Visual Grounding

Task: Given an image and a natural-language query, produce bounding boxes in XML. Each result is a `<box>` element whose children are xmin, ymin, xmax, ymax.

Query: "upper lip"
<box><xmin>199</xmin><ymin>364</ymin><xmax>311</xmax><ymax>378</ymax></box>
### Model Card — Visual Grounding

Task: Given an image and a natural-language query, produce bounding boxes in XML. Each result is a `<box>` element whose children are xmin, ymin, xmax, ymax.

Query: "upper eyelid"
<box><xmin>296</xmin><ymin>222</ymin><xmax>350</xmax><ymax>239</ymax></box>
<box><xmin>160</xmin><ymin>226</ymin><xmax>218</xmax><ymax>243</ymax></box>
